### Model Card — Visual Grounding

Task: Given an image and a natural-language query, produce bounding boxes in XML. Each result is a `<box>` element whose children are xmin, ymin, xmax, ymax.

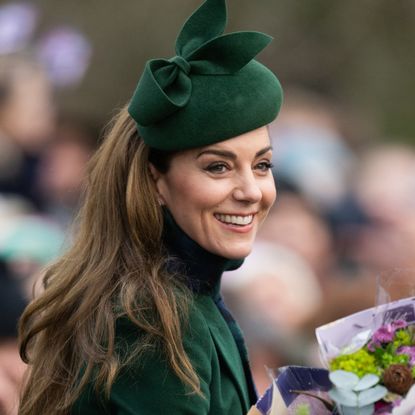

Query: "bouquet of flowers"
<box><xmin>316</xmin><ymin>296</ymin><xmax>415</xmax><ymax>415</ymax></box>
<box><xmin>254</xmin><ymin>289</ymin><xmax>415</xmax><ymax>414</ymax></box>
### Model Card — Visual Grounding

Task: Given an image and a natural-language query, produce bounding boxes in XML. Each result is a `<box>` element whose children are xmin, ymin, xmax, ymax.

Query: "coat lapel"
<box><xmin>196</xmin><ymin>296</ymin><xmax>251</xmax><ymax>411</ymax></box>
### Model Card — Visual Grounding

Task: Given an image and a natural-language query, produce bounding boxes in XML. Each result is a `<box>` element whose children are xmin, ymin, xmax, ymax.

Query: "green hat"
<box><xmin>128</xmin><ymin>0</ymin><xmax>283</xmax><ymax>151</ymax></box>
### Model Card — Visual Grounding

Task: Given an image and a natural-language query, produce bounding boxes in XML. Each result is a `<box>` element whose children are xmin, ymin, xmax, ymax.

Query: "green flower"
<box><xmin>393</xmin><ymin>330</ymin><xmax>412</xmax><ymax>348</ymax></box>
<box><xmin>330</xmin><ymin>349</ymin><xmax>380</xmax><ymax>377</ymax></box>
<box><xmin>376</xmin><ymin>349</ymin><xmax>409</xmax><ymax>369</ymax></box>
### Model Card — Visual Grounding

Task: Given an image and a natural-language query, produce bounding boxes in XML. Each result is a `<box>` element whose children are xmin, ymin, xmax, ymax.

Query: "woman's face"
<box><xmin>152</xmin><ymin>126</ymin><xmax>276</xmax><ymax>259</ymax></box>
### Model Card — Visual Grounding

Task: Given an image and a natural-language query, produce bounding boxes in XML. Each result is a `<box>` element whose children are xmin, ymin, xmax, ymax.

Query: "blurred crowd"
<box><xmin>0</xmin><ymin>53</ymin><xmax>97</xmax><ymax>413</ymax></box>
<box><xmin>1</xmin><ymin>9</ymin><xmax>415</xmax><ymax>415</ymax></box>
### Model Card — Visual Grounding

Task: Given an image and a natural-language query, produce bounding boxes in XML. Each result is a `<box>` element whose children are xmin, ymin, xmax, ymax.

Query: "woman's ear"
<box><xmin>149</xmin><ymin>163</ymin><xmax>166</xmax><ymax>205</ymax></box>
<box><xmin>148</xmin><ymin>163</ymin><xmax>160</xmax><ymax>183</ymax></box>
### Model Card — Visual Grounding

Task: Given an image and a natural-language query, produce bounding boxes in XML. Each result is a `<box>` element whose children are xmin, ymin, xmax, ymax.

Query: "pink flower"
<box><xmin>369</xmin><ymin>320</ymin><xmax>408</xmax><ymax>350</ymax></box>
<box><xmin>375</xmin><ymin>400</ymin><xmax>394</xmax><ymax>414</ymax></box>
<box><xmin>372</xmin><ymin>325</ymin><xmax>395</xmax><ymax>344</ymax></box>
<box><xmin>367</xmin><ymin>340</ymin><xmax>378</xmax><ymax>352</ymax></box>
<box><xmin>392</xmin><ymin>320</ymin><xmax>408</xmax><ymax>330</ymax></box>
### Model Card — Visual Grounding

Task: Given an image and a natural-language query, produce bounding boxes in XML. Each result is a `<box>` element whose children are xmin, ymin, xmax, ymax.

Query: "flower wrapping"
<box><xmin>255</xmin><ymin>366</ymin><xmax>335</xmax><ymax>414</ymax></box>
<box><xmin>255</xmin><ymin>296</ymin><xmax>415</xmax><ymax>414</ymax></box>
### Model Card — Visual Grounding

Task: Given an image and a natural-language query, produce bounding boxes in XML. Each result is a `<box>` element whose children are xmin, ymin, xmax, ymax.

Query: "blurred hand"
<box><xmin>0</xmin><ymin>369</ymin><xmax>18</xmax><ymax>415</ymax></box>
<box><xmin>0</xmin><ymin>340</ymin><xmax>26</xmax><ymax>415</ymax></box>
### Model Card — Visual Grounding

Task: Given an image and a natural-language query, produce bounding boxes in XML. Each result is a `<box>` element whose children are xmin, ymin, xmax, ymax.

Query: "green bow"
<box><xmin>129</xmin><ymin>0</ymin><xmax>273</xmax><ymax>126</ymax></box>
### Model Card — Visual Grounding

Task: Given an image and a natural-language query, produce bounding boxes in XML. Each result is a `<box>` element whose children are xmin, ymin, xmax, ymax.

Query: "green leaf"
<box><xmin>329</xmin><ymin>387</ymin><xmax>357</xmax><ymax>406</ymax></box>
<box><xmin>353</xmin><ymin>374</ymin><xmax>379</xmax><ymax>392</ymax></box>
<box><xmin>340</xmin><ymin>404</ymin><xmax>375</xmax><ymax>415</ymax></box>
<box><xmin>358</xmin><ymin>385</ymin><xmax>388</xmax><ymax>406</ymax></box>
<box><xmin>357</xmin><ymin>405</ymin><xmax>375</xmax><ymax>415</ymax></box>
<box><xmin>329</xmin><ymin>370</ymin><xmax>359</xmax><ymax>389</ymax></box>
<box><xmin>341</xmin><ymin>406</ymin><xmax>360</xmax><ymax>415</ymax></box>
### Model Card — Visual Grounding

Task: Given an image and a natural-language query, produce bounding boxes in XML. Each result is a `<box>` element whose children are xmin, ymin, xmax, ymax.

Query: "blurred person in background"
<box><xmin>256</xmin><ymin>187</ymin><xmax>378</xmax><ymax>332</ymax></box>
<box><xmin>35</xmin><ymin>117</ymin><xmax>98</xmax><ymax>228</ymax></box>
<box><xmin>0</xmin><ymin>196</ymin><xmax>64</xmax><ymax>415</ymax></box>
<box><xmin>268</xmin><ymin>89</ymin><xmax>356</xmax><ymax>213</ymax></box>
<box><xmin>258</xmin><ymin>192</ymin><xmax>334</xmax><ymax>282</ymax></box>
<box><xmin>0</xmin><ymin>258</ymin><xmax>27</xmax><ymax>415</ymax></box>
<box><xmin>266</xmin><ymin>88</ymin><xmax>368</xmax><ymax>279</ymax></box>
<box><xmin>351</xmin><ymin>144</ymin><xmax>415</xmax><ymax>272</ymax></box>
<box><xmin>222</xmin><ymin>242</ymin><xmax>323</xmax><ymax>394</ymax></box>
<box><xmin>0</xmin><ymin>10</ymin><xmax>92</xmax><ymax>415</ymax></box>
<box><xmin>0</xmin><ymin>196</ymin><xmax>65</xmax><ymax>415</ymax></box>
<box><xmin>0</xmin><ymin>196</ymin><xmax>31</xmax><ymax>415</ymax></box>
<box><xmin>0</xmin><ymin>54</ymin><xmax>55</xmax><ymax>210</ymax></box>
<box><xmin>263</xmin><ymin>89</ymin><xmax>386</xmax><ymax>334</ymax></box>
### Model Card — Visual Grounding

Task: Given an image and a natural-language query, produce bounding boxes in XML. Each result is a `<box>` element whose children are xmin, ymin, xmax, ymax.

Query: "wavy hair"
<box><xmin>18</xmin><ymin>106</ymin><xmax>199</xmax><ymax>414</ymax></box>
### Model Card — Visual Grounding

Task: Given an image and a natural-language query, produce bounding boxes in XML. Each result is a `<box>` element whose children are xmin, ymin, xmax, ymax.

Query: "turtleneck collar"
<box><xmin>162</xmin><ymin>208</ymin><xmax>244</xmax><ymax>296</ymax></box>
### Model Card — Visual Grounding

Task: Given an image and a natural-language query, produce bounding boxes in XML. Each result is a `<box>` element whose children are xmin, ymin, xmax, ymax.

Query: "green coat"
<box><xmin>72</xmin><ymin>294</ymin><xmax>252</xmax><ymax>414</ymax></box>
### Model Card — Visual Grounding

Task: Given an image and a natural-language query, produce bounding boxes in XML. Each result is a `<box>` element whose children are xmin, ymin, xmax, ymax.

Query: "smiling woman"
<box><xmin>18</xmin><ymin>0</ymin><xmax>283</xmax><ymax>414</ymax></box>
<box><xmin>151</xmin><ymin>127</ymin><xmax>276</xmax><ymax>260</ymax></box>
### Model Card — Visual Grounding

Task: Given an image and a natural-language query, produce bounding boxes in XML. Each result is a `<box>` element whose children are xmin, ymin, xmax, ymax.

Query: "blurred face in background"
<box><xmin>259</xmin><ymin>194</ymin><xmax>333</xmax><ymax>278</ymax></box>
<box><xmin>353</xmin><ymin>146</ymin><xmax>415</xmax><ymax>270</ymax></box>
<box><xmin>152</xmin><ymin>127</ymin><xmax>277</xmax><ymax>259</ymax></box>
<box><xmin>0</xmin><ymin>66</ymin><xmax>55</xmax><ymax>152</ymax></box>
<box><xmin>36</xmin><ymin>124</ymin><xmax>95</xmax><ymax>207</ymax></box>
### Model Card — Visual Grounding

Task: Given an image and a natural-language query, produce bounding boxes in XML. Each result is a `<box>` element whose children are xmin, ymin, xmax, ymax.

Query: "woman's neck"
<box><xmin>162</xmin><ymin>208</ymin><xmax>244</xmax><ymax>296</ymax></box>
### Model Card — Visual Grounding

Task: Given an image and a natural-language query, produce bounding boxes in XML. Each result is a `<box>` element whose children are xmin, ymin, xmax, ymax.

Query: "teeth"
<box><xmin>215</xmin><ymin>214</ymin><xmax>253</xmax><ymax>226</ymax></box>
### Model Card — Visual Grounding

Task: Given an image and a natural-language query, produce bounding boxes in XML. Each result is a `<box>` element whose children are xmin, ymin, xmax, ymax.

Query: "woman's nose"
<box><xmin>232</xmin><ymin>170</ymin><xmax>262</xmax><ymax>203</ymax></box>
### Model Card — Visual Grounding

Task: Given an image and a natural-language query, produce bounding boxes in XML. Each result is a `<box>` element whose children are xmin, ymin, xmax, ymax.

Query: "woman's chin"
<box><xmin>219</xmin><ymin>244</ymin><xmax>253</xmax><ymax>260</ymax></box>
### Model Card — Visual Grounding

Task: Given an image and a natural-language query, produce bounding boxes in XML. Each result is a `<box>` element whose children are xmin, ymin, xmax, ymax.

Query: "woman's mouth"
<box><xmin>214</xmin><ymin>213</ymin><xmax>254</xmax><ymax>226</ymax></box>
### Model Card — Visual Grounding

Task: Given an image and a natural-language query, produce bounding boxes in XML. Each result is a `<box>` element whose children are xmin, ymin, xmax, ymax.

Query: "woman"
<box><xmin>18</xmin><ymin>0</ymin><xmax>283</xmax><ymax>414</ymax></box>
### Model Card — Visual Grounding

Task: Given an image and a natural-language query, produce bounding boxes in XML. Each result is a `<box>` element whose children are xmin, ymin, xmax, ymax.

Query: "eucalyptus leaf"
<box><xmin>357</xmin><ymin>404</ymin><xmax>375</xmax><ymax>415</ymax></box>
<box><xmin>358</xmin><ymin>385</ymin><xmax>388</xmax><ymax>406</ymax></box>
<box><xmin>338</xmin><ymin>404</ymin><xmax>374</xmax><ymax>415</ymax></box>
<box><xmin>329</xmin><ymin>371</ymin><xmax>359</xmax><ymax>389</ymax></box>
<box><xmin>353</xmin><ymin>374</ymin><xmax>379</xmax><ymax>392</ymax></box>
<box><xmin>341</xmin><ymin>406</ymin><xmax>358</xmax><ymax>415</ymax></box>
<box><xmin>328</xmin><ymin>387</ymin><xmax>357</xmax><ymax>406</ymax></box>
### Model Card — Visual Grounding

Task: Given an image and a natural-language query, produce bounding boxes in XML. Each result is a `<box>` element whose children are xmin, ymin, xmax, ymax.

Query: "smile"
<box><xmin>214</xmin><ymin>213</ymin><xmax>254</xmax><ymax>226</ymax></box>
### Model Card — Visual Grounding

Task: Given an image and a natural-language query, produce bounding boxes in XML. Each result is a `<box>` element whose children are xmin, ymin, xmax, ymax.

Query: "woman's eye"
<box><xmin>206</xmin><ymin>163</ymin><xmax>229</xmax><ymax>174</ymax></box>
<box><xmin>255</xmin><ymin>161</ymin><xmax>274</xmax><ymax>172</ymax></box>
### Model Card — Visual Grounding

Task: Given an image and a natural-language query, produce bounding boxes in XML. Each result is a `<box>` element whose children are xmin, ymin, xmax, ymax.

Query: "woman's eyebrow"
<box><xmin>196</xmin><ymin>149</ymin><xmax>236</xmax><ymax>160</ymax></box>
<box><xmin>256</xmin><ymin>145</ymin><xmax>273</xmax><ymax>157</ymax></box>
<box><xmin>197</xmin><ymin>145</ymin><xmax>273</xmax><ymax>160</ymax></box>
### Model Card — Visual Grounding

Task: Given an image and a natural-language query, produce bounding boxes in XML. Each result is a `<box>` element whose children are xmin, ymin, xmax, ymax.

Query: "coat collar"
<box><xmin>196</xmin><ymin>295</ymin><xmax>251</xmax><ymax>411</ymax></box>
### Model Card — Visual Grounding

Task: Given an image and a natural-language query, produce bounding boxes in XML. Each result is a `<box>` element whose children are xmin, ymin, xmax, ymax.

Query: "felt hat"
<box><xmin>128</xmin><ymin>0</ymin><xmax>283</xmax><ymax>151</ymax></box>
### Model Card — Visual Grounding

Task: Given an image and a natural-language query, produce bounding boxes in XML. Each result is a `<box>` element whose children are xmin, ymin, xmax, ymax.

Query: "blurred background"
<box><xmin>0</xmin><ymin>0</ymin><xmax>414</xmax><ymax>411</ymax></box>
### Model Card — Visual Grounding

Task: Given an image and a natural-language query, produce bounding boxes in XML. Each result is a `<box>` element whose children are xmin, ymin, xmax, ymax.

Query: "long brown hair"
<box><xmin>18</xmin><ymin>106</ymin><xmax>199</xmax><ymax>414</ymax></box>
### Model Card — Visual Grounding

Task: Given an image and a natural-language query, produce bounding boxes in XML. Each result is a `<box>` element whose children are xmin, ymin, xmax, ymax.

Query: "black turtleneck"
<box><xmin>162</xmin><ymin>207</ymin><xmax>244</xmax><ymax>297</ymax></box>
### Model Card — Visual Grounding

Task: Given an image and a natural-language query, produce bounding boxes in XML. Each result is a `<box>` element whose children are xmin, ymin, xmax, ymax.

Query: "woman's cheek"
<box><xmin>263</xmin><ymin>177</ymin><xmax>277</xmax><ymax>207</ymax></box>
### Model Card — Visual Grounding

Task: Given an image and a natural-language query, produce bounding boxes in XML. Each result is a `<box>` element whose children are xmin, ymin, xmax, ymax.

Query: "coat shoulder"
<box><xmin>72</xmin><ymin>295</ymin><xmax>216</xmax><ymax>415</ymax></box>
